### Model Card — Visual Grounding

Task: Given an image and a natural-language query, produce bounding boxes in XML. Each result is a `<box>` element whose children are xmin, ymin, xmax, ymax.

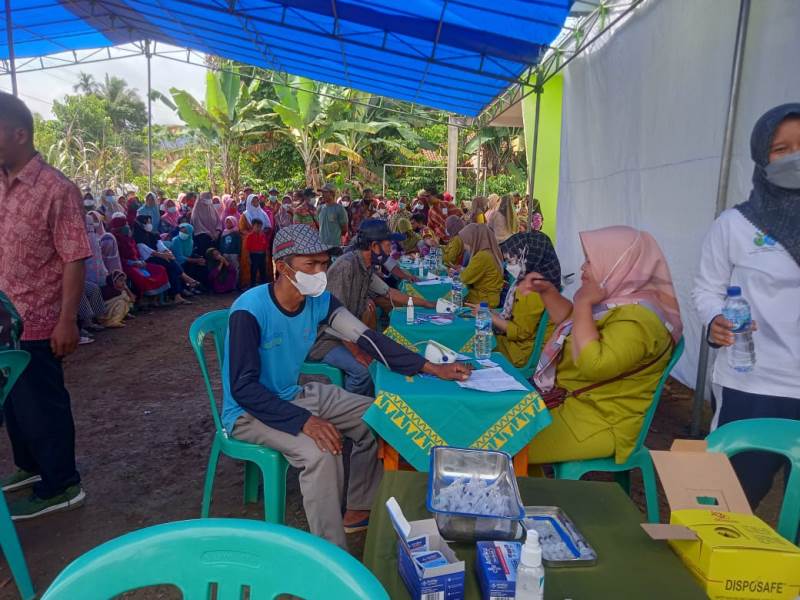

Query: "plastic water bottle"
<box><xmin>406</xmin><ymin>297</ymin><xmax>414</xmax><ymax>325</ymax></box>
<box><xmin>474</xmin><ymin>302</ymin><xmax>493</xmax><ymax>360</ymax></box>
<box><xmin>451</xmin><ymin>276</ymin><xmax>463</xmax><ymax>308</ymax></box>
<box><xmin>721</xmin><ymin>286</ymin><xmax>756</xmax><ymax>372</ymax></box>
<box><xmin>516</xmin><ymin>530</ymin><xmax>545</xmax><ymax>600</ymax></box>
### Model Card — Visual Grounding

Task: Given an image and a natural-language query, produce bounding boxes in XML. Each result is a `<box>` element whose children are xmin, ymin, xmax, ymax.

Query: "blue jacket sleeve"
<box><xmin>228</xmin><ymin>310</ymin><xmax>311</xmax><ymax>435</ymax></box>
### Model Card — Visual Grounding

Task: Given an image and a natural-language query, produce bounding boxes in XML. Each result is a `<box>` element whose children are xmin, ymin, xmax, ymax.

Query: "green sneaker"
<box><xmin>0</xmin><ymin>469</ymin><xmax>42</xmax><ymax>493</ymax></box>
<box><xmin>10</xmin><ymin>485</ymin><xmax>85</xmax><ymax>521</ymax></box>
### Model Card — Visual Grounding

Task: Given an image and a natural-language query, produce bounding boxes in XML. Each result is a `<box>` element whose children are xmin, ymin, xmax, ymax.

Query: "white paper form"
<box><xmin>456</xmin><ymin>367</ymin><xmax>528</xmax><ymax>393</ymax></box>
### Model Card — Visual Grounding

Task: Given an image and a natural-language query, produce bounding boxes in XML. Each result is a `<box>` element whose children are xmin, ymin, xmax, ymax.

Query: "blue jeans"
<box><xmin>322</xmin><ymin>344</ymin><xmax>374</xmax><ymax>396</ymax></box>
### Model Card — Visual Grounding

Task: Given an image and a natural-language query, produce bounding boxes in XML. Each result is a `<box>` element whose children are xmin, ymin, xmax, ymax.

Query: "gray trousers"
<box><xmin>232</xmin><ymin>382</ymin><xmax>382</xmax><ymax>549</ymax></box>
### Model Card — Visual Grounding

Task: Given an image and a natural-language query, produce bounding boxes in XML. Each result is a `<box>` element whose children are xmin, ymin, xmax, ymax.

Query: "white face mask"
<box><xmin>765</xmin><ymin>150</ymin><xmax>800</xmax><ymax>189</ymax></box>
<box><xmin>144</xmin><ymin>223</ymin><xmax>153</xmax><ymax>232</ymax></box>
<box><xmin>398</xmin><ymin>203</ymin><xmax>406</xmax><ymax>210</ymax></box>
<box><xmin>442</xmin><ymin>207</ymin><xmax>448</xmax><ymax>215</ymax></box>
<box><xmin>105</xmin><ymin>195</ymin><xmax>115</xmax><ymax>203</ymax></box>
<box><xmin>413</xmin><ymin>204</ymin><xmax>423</xmax><ymax>212</ymax></box>
<box><xmin>506</xmin><ymin>262</ymin><xmax>522</xmax><ymax>281</ymax></box>
<box><xmin>83</xmin><ymin>199</ymin><xmax>95</xmax><ymax>208</ymax></box>
<box><xmin>202</xmin><ymin>196</ymin><xmax>212</xmax><ymax>206</ymax></box>
<box><xmin>288</xmin><ymin>266</ymin><xmax>327</xmax><ymax>297</ymax></box>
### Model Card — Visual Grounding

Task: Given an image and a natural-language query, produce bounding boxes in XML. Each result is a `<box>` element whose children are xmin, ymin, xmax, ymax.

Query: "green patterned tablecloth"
<box><xmin>362</xmin><ymin>352</ymin><xmax>550</xmax><ymax>472</ymax></box>
<box><xmin>400</xmin><ymin>278</ymin><xmax>453</xmax><ymax>302</ymax></box>
<box><xmin>384</xmin><ymin>307</ymin><xmax>492</xmax><ymax>355</ymax></box>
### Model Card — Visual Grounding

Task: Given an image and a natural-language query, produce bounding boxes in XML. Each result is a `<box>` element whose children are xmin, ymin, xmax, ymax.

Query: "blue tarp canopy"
<box><xmin>0</xmin><ymin>0</ymin><xmax>571</xmax><ymax>115</ymax></box>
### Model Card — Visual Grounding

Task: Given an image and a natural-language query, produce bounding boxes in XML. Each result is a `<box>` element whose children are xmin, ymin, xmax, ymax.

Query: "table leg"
<box><xmin>380</xmin><ymin>439</ymin><xmax>400</xmax><ymax>471</ymax></box>
<box><xmin>513</xmin><ymin>444</ymin><xmax>530</xmax><ymax>477</ymax></box>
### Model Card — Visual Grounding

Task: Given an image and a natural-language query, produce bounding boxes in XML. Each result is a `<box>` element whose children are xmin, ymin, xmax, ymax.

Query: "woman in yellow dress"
<box><xmin>456</xmin><ymin>223</ymin><xmax>505</xmax><ymax>308</ymax></box>
<box><xmin>526</xmin><ymin>226</ymin><xmax>683</xmax><ymax>466</ymax></box>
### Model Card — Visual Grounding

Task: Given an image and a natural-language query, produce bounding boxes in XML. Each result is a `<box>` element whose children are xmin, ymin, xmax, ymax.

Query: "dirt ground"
<box><xmin>0</xmin><ymin>293</ymin><xmax>783</xmax><ymax>598</ymax></box>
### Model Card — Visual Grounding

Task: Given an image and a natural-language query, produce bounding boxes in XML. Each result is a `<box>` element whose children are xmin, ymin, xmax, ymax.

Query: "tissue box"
<box><xmin>387</xmin><ymin>497</ymin><xmax>465</xmax><ymax>600</ymax></box>
<box><xmin>476</xmin><ymin>541</ymin><xmax>522</xmax><ymax>599</ymax></box>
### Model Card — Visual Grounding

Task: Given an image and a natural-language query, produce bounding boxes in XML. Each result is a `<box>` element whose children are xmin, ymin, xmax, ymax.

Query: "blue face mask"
<box><xmin>179</xmin><ymin>231</ymin><xmax>190</xmax><ymax>241</ymax></box>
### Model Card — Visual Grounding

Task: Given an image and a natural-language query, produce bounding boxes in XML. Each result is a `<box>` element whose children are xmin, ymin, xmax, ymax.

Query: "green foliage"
<box><xmin>33</xmin><ymin>65</ymin><xmax>527</xmax><ymax>201</ymax></box>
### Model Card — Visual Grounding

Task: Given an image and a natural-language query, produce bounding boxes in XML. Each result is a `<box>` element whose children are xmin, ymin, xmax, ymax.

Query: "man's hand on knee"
<box><xmin>302</xmin><ymin>416</ymin><xmax>344</xmax><ymax>455</ymax></box>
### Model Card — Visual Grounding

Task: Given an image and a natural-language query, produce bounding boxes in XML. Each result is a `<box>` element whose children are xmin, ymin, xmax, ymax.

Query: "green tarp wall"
<box><xmin>522</xmin><ymin>74</ymin><xmax>563</xmax><ymax>243</ymax></box>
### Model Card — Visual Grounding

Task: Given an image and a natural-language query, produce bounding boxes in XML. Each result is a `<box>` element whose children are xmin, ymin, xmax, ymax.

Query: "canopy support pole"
<box><xmin>145</xmin><ymin>40</ymin><xmax>154</xmax><ymax>193</ymax></box>
<box><xmin>690</xmin><ymin>0</ymin><xmax>750</xmax><ymax>438</ymax></box>
<box><xmin>527</xmin><ymin>71</ymin><xmax>543</xmax><ymax>219</ymax></box>
<box><xmin>447</xmin><ymin>116</ymin><xmax>458</xmax><ymax>199</ymax></box>
<box><xmin>4</xmin><ymin>0</ymin><xmax>18</xmax><ymax>96</ymax></box>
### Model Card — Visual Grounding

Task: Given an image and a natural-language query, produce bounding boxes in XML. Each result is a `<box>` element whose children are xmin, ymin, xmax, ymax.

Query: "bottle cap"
<box><xmin>521</xmin><ymin>529</ymin><xmax>542</xmax><ymax>567</ymax></box>
<box><xmin>479</xmin><ymin>302</ymin><xmax>488</xmax><ymax>308</ymax></box>
<box><xmin>726</xmin><ymin>286</ymin><xmax>742</xmax><ymax>297</ymax></box>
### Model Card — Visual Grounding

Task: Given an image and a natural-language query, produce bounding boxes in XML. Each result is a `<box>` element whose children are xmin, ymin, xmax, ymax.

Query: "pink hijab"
<box><xmin>534</xmin><ymin>226</ymin><xmax>682</xmax><ymax>392</ymax></box>
<box><xmin>579</xmin><ymin>226</ymin><xmax>682</xmax><ymax>341</ymax></box>
<box><xmin>222</xmin><ymin>194</ymin><xmax>238</xmax><ymax>220</ymax></box>
<box><xmin>191</xmin><ymin>192</ymin><xmax>222</xmax><ymax>237</ymax></box>
<box><xmin>223</xmin><ymin>216</ymin><xmax>239</xmax><ymax>235</ymax></box>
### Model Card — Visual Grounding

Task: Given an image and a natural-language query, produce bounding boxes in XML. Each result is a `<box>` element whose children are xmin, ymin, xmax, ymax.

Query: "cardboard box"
<box><xmin>643</xmin><ymin>440</ymin><xmax>800</xmax><ymax>600</ymax></box>
<box><xmin>475</xmin><ymin>541</ymin><xmax>521</xmax><ymax>600</ymax></box>
<box><xmin>387</xmin><ymin>497</ymin><xmax>465</xmax><ymax>600</ymax></box>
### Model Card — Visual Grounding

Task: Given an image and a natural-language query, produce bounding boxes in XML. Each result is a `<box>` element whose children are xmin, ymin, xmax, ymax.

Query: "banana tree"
<box><xmin>267</xmin><ymin>76</ymin><xmax>332</xmax><ymax>188</ymax></box>
<box><xmin>158</xmin><ymin>67</ymin><xmax>271</xmax><ymax>193</ymax></box>
<box><xmin>463</xmin><ymin>127</ymin><xmax>525</xmax><ymax>176</ymax></box>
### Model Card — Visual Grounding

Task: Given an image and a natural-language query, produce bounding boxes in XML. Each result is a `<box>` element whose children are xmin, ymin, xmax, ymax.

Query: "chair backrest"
<box><xmin>631</xmin><ymin>336</ymin><xmax>685</xmax><ymax>454</ymax></box>
<box><xmin>707</xmin><ymin>418</ymin><xmax>800</xmax><ymax>543</ymax></box>
<box><xmin>41</xmin><ymin>518</ymin><xmax>390</xmax><ymax>600</ymax></box>
<box><xmin>520</xmin><ymin>310</ymin><xmax>550</xmax><ymax>378</ymax></box>
<box><xmin>0</xmin><ymin>350</ymin><xmax>30</xmax><ymax>409</ymax></box>
<box><xmin>188</xmin><ymin>310</ymin><xmax>229</xmax><ymax>435</ymax></box>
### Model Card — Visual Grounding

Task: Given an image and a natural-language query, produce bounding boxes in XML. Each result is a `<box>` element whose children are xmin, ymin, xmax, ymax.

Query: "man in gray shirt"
<box><xmin>308</xmin><ymin>220</ymin><xmax>435</xmax><ymax>395</ymax></box>
<box><xmin>317</xmin><ymin>183</ymin><xmax>348</xmax><ymax>247</ymax></box>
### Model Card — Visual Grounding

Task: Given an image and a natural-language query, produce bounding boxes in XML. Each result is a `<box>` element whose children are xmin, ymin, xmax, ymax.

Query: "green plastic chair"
<box><xmin>41</xmin><ymin>518</ymin><xmax>389</xmax><ymax>600</ymax></box>
<box><xmin>300</xmin><ymin>362</ymin><xmax>344</xmax><ymax>387</ymax></box>
<box><xmin>0</xmin><ymin>350</ymin><xmax>35</xmax><ymax>600</ymax></box>
<box><xmin>706</xmin><ymin>418</ymin><xmax>800</xmax><ymax>544</ymax></box>
<box><xmin>519</xmin><ymin>310</ymin><xmax>550</xmax><ymax>379</ymax></box>
<box><xmin>553</xmin><ymin>337</ymin><xmax>685</xmax><ymax>523</ymax></box>
<box><xmin>189</xmin><ymin>311</ymin><xmax>288</xmax><ymax>524</ymax></box>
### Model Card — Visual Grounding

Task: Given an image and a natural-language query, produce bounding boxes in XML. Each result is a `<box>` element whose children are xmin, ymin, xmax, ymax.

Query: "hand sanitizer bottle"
<box><xmin>516</xmin><ymin>530</ymin><xmax>544</xmax><ymax>599</ymax></box>
<box><xmin>406</xmin><ymin>297</ymin><xmax>414</xmax><ymax>325</ymax></box>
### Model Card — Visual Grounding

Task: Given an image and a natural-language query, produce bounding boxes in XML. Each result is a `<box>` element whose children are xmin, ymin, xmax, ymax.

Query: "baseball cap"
<box><xmin>358</xmin><ymin>219</ymin><xmax>405</xmax><ymax>243</ymax></box>
<box><xmin>272</xmin><ymin>225</ymin><xmax>334</xmax><ymax>261</ymax></box>
<box><xmin>269</xmin><ymin>187</ymin><xmax>278</xmax><ymax>194</ymax></box>
<box><xmin>317</xmin><ymin>182</ymin><xmax>337</xmax><ymax>193</ymax></box>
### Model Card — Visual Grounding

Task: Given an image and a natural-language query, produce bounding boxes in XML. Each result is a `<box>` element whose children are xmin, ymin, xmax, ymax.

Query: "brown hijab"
<box><xmin>458</xmin><ymin>223</ymin><xmax>503</xmax><ymax>271</ymax></box>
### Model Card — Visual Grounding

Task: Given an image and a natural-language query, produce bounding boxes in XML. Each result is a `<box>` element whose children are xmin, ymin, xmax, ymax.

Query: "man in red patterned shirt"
<box><xmin>0</xmin><ymin>93</ymin><xmax>90</xmax><ymax>519</ymax></box>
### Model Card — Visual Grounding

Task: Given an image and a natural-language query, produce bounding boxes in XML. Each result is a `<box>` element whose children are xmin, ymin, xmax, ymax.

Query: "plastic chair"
<box><xmin>41</xmin><ymin>518</ymin><xmax>390</xmax><ymax>600</ymax></box>
<box><xmin>0</xmin><ymin>350</ymin><xmax>35</xmax><ymax>600</ymax></box>
<box><xmin>188</xmin><ymin>311</ymin><xmax>288</xmax><ymax>524</ymax></box>
<box><xmin>300</xmin><ymin>362</ymin><xmax>344</xmax><ymax>387</ymax></box>
<box><xmin>553</xmin><ymin>337</ymin><xmax>685</xmax><ymax>523</ymax></box>
<box><xmin>706</xmin><ymin>418</ymin><xmax>800</xmax><ymax>544</ymax></box>
<box><xmin>519</xmin><ymin>310</ymin><xmax>550</xmax><ymax>379</ymax></box>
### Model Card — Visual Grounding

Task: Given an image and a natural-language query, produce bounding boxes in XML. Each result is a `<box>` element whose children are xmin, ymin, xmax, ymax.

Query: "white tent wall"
<box><xmin>554</xmin><ymin>0</ymin><xmax>800</xmax><ymax>391</ymax></box>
